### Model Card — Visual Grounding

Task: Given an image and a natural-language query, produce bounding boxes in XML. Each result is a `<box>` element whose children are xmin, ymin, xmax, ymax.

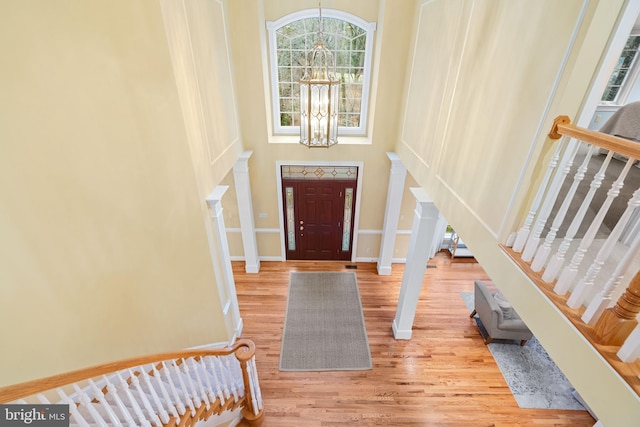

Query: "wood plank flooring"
<box><xmin>233</xmin><ymin>252</ymin><xmax>596</xmax><ymax>426</ymax></box>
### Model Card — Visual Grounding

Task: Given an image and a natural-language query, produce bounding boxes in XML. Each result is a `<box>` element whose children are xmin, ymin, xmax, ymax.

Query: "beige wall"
<box><xmin>225</xmin><ymin>0</ymin><xmax>419</xmax><ymax>262</ymax></box>
<box><xmin>0</xmin><ymin>1</ymin><xmax>230</xmax><ymax>386</ymax></box>
<box><xmin>396</xmin><ymin>0</ymin><xmax>640</xmax><ymax>424</ymax></box>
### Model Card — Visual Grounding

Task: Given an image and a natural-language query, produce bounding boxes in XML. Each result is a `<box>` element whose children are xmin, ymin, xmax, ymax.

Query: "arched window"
<box><xmin>267</xmin><ymin>10</ymin><xmax>376</xmax><ymax>137</ymax></box>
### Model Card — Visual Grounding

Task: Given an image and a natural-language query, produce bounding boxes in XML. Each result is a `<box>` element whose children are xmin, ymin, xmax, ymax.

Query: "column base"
<box><xmin>392</xmin><ymin>319</ymin><xmax>412</xmax><ymax>340</ymax></box>
<box><xmin>245</xmin><ymin>261</ymin><xmax>260</xmax><ymax>274</ymax></box>
<box><xmin>377</xmin><ymin>263</ymin><xmax>392</xmax><ymax>275</ymax></box>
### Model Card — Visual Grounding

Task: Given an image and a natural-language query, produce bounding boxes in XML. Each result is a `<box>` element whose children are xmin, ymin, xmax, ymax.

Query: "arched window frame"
<box><xmin>266</xmin><ymin>9</ymin><xmax>377</xmax><ymax>140</ymax></box>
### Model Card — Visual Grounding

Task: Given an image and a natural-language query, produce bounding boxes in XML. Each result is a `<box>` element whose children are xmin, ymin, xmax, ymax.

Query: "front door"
<box><xmin>282</xmin><ymin>167</ymin><xmax>357</xmax><ymax>260</ymax></box>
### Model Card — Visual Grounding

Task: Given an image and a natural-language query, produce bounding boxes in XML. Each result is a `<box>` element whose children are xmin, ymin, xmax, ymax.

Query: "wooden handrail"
<box><xmin>0</xmin><ymin>338</ymin><xmax>255</xmax><ymax>403</ymax></box>
<box><xmin>548</xmin><ymin>115</ymin><xmax>640</xmax><ymax>160</ymax></box>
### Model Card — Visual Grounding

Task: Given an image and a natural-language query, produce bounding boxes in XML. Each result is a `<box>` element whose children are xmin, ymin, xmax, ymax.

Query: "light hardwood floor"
<box><xmin>233</xmin><ymin>252</ymin><xmax>596</xmax><ymax>426</ymax></box>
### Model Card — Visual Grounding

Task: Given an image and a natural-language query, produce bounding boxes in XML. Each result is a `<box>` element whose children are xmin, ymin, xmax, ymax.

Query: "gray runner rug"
<box><xmin>279</xmin><ymin>272</ymin><xmax>372</xmax><ymax>371</ymax></box>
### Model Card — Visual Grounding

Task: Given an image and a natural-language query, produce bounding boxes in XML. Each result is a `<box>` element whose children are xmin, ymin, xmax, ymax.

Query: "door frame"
<box><xmin>276</xmin><ymin>160</ymin><xmax>364</xmax><ymax>262</ymax></box>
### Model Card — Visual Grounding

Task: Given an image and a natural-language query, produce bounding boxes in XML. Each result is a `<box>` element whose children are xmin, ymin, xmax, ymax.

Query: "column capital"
<box><xmin>233</xmin><ymin>150</ymin><xmax>254</xmax><ymax>173</ymax></box>
<box><xmin>386</xmin><ymin>152</ymin><xmax>406</xmax><ymax>174</ymax></box>
<box><xmin>206</xmin><ymin>185</ymin><xmax>229</xmax><ymax>216</ymax></box>
<box><xmin>206</xmin><ymin>185</ymin><xmax>229</xmax><ymax>204</ymax></box>
<box><xmin>409</xmin><ymin>187</ymin><xmax>434</xmax><ymax>205</ymax></box>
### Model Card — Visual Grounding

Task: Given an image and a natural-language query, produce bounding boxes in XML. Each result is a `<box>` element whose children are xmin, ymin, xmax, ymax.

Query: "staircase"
<box><xmin>0</xmin><ymin>339</ymin><xmax>263</xmax><ymax>426</ymax></box>
<box><xmin>506</xmin><ymin>116</ymin><xmax>640</xmax><ymax>396</ymax></box>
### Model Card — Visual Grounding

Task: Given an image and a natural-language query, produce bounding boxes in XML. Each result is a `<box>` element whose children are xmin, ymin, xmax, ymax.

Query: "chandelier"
<box><xmin>299</xmin><ymin>3</ymin><xmax>340</xmax><ymax>148</ymax></box>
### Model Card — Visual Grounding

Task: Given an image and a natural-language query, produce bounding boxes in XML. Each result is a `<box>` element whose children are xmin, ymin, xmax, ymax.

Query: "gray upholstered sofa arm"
<box><xmin>474</xmin><ymin>280</ymin><xmax>502</xmax><ymax>323</ymax></box>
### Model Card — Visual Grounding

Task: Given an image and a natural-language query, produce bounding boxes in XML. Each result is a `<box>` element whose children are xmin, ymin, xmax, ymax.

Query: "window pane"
<box><xmin>276</xmin><ymin>32</ymin><xmax>288</xmax><ymax>47</ymax></box>
<box><xmin>292</xmin><ymin>50</ymin><xmax>307</xmax><ymax>67</ymax></box>
<box><xmin>292</xmin><ymin>112</ymin><xmax>301</xmax><ymax>126</ymax></box>
<box><xmin>625</xmin><ymin>35</ymin><xmax>640</xmax><ymax>50</ymax></box>
<box><xmin>279</xmin><ymin>83</ymin><xmax>291</xmax><ymax>98</ymax></box>
<box><xmin>285</xmin><ymin>187</ymin><xmax>296</xmax><ymax>251</ymax></box>
<box><xmin>291</xmin><ymin>67</ymin><xmax>305</xmax><ymax>82</ymax></box>
<box><xmin>280</xmin><ymin>98</ymin><xmax>293</xmax><ymax>112</ymax></box>
<box><xmin>601</xmin><ymin>35</ymin><xmax>640</xmax><ymax>103</ymax></box>
<box><xmin>271</xmin><ymin>13</ymin><xmax>373</xmax><ymax>131</ymax></box>
<box><xmin>278</xmin><ymin>67</ymin><xmax>292</xmax><ymax>81</ymax></box>
<box><xmin>277</xmin><ymin>50</ymin><xmax>291</xmax><ymax>67</ymax></box>
<box><xmin>342</xmin><ymin>188</ymin><xmax>354</xmax><ymax>251</ymax></box>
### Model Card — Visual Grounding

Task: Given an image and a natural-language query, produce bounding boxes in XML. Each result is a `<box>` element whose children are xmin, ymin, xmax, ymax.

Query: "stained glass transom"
<box><xmin>281</xmin><ymin>165</ymin><xmax>357</xmax><ymax>180</ymax></box>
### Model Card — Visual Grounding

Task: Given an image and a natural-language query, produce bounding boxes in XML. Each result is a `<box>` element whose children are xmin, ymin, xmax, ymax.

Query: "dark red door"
<box><xmin>282</xmin><ymin>179</ymin><xmax>356</xmax><ymax>261</ymax></box>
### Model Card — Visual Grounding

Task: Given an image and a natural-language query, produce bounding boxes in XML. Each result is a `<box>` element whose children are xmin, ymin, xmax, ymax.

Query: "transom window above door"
<box><xmin>266</xmin><ymin>10</ymin><xmax>376</xmax><ymax>138</ymax></box>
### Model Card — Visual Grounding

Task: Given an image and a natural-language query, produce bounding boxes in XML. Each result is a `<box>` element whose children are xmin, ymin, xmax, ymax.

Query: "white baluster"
<box><xmin>128</xmin><ymin>369</ymin><xmax>162</xmax><ymax>426</ymax></box>
<box><xmin>36</xmin><ymin>394</ymin><xmax>50</xmax><ymax>404</ymax></box>
<box><xmin>581</xmin><ymin>226</ymin><xmax>640</xmax><ymax>323</ymax></box>
<box><xmin>247</xmin><ymin>357</ymin><xmax>263</xmax><ymax>415</ymax></box>
<box><xmin>57</xmin><ymin>388</ymin><xmax>90</xmax><ymax>427</ymax></box>
<box><xmin>556</xmin><ymin>156</ymin><xmax>633</xmax><ymax>295</ymax></box>
<box><xmin>216</xmin><ymin>356</ymin><xmax>234</xmax><ymax>401</ymax></box>
<box><xmin>116</xmin><ymin>372</ymin><xmax>151</xmax><ymax>427</ymax></box>
<box><xmin>206</xmin><ymin>356</ymin><xmax>227</xmax><ymax>402</ymax></box>
<box><xmin>224</xmin><ymin>356</ymin><xmax>240</xmax><ymax>401</ymax></box>
<box><xmin>195</xmin><ymin>357</ymin><xmax>217</xmax><ymax>404</ymax></box>
<box><xmin>179</xmin><ymin>359</ymin><xmax>203</xmax><ymax>409</ymax></box>
<box><xmin>566</xmin><ymin>159</ymin><xmax>636</xmax><ymax>307</ymax></box>
<box><xmin>72</xmin><ymin>383</ymin><xmax>109</xmax><ymax>427</ymax></box>
<box><xmin>513</xmin><ymin>141</ymin><xmax>566</xmax><ymax>251</ymax></box>
<box><xmin>546</xmin><ymin>151</ymin><xmax>614</xmax><ymax>284</ymax></box>
<box><xmin>103</xmin><ymin>375</ymin><xmax>137</xmax><ymax>427</ymax></box>
<box><xmin>140</xmin><ymin>367</ymin><xmax>171</xmax><ymax>424</ymax></box>
<box><xmin>160</xmin><ymin>361</ymin><xmax>187</xmax><ymax>416</ymax></box>
<box><xmin>251</xmin><ymin>358</ymin><xmax>263</xmax><ymax>410</ymax></box>
<box><xmin>618</xmin><ymin>324</ymin><xmax>640</xmax><ymax>362</ymax></box>
<box><xmin>522</xmin><ymin>140</ymin><xmax>578</xmax><ymax>261</ymax></box>
<box><xmin>532</xmin><ymin>146</ymin><xmax>595</xmax><ymax>272</ymax></box>
<box><xmin>87</xmin><ymin>379</ymin><xmax>121</xmax><ymax>426</ymax></box>
<box><xmin>188</xmin><ymin>358</ymin><xmax>211</xmax><ymax>410</ymax></box>
<box><xmin>169</xmin><ymin>360</ymin><xmax>196</xmax><ymax>416</ymax></box>
<box><xmin>151</xmin><ymin>364</ymin><xmax>180</xmax><ymax>418</ymax></box>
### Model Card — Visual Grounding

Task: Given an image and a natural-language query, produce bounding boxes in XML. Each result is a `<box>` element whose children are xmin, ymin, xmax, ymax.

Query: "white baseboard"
<box><xmin>230</xmin><ymin>256</ymin><xmax>284</xmax><ymax>262</ymax></box>
<box><xmin>354</xmin><ymin>257</ymin><xmax>378</xmax><ymax>262</ymax></box>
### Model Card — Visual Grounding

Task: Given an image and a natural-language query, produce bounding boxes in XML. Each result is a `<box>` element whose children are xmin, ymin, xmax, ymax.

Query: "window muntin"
<box><xmin>267</xmin><ymin>10</ymin><xmax>376</xmax><ymax>137</ymax></box>
<box><xmin>602</xmin><ymin>34</ymin><xmax>640</xmax><ymax>104</ymax></box>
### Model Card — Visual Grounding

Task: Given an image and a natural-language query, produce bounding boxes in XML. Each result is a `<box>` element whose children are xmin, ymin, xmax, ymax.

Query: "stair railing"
<box><xmin>0</xmin><ymin>338</ymin><xmax>263</xmax><ymax>426</ymax></box>
<box><xmin>504</xmin><ymin>115</ymin><xmax>640</xmax><ymax>397</ymax></box>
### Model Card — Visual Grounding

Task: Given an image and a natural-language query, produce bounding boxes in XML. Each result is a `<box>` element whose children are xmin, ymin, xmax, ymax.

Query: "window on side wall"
<box><xmin>266</xmin><ymin>10</ymin><xmax>376</xmax><ymax>138</ymax></box>
<box><xmin>601</xmin><ymin>34</ymin><xmax>640</xmax><ymax>105</ymax></box>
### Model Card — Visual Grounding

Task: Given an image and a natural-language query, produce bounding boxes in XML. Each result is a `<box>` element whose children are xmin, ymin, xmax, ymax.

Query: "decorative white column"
<box><xmin>377</xmin><ymin>153</ymin><xmax>407</xmax><ymax>275</ymax></box>
<box><xmin>206</xmin><ymin>186</ymin><xmax>243</xmax><ymax>340</ymax></box>
<box><xmin>392</xmin><ymin>188</ymin><xmax>440</xmax><ymax>340</ymax></box>
<box><xmin>233</xmin><ymin>150</ymin><xmax>260</xmax><ymax>273</ymax></box>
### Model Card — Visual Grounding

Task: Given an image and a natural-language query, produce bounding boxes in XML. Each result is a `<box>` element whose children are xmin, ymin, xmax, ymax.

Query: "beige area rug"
<box><xmin>279</xmin><ymin>272</ymin><xmax>372</xmax><ymax>371</ymax></box>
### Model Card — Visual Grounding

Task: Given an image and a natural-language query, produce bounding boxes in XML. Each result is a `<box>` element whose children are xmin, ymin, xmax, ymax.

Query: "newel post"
<box><xmin>592</xmin><ymin>269</ymin><xmax>640</xmax><ymax>346</ymax></box>
<box><xmin>234</xmin><ymin>340</ymin><xmax>264</xmax><ymax>426</ymax></box>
